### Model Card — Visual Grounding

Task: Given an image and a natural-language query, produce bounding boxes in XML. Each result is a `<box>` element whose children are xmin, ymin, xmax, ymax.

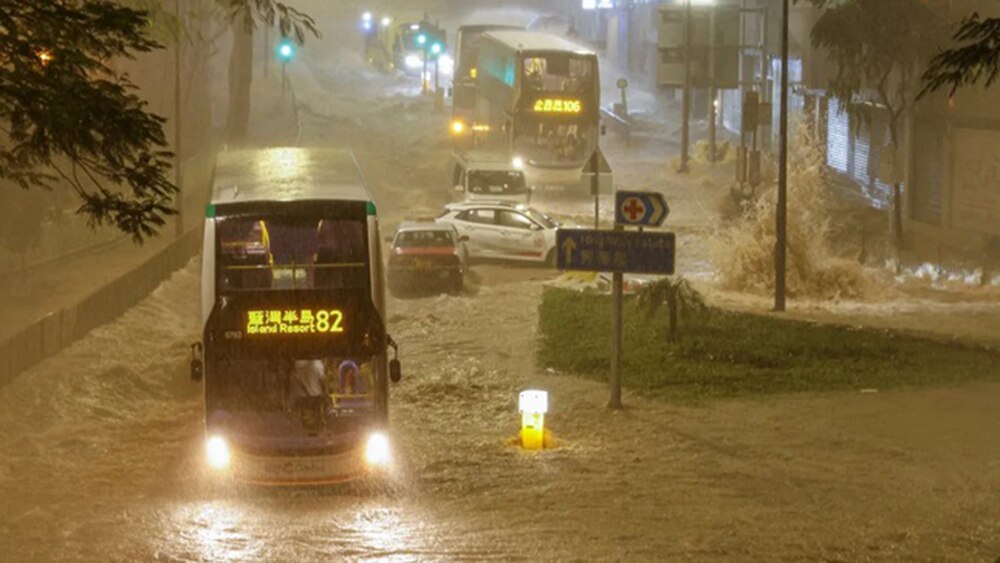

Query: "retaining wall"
<box><xmin>0</xmin><ymin>228</ymin><xmax>202</xmax><ymax>387</ymax></box>
<box><xmin>0</xmin><ymin>146</ymin><xmax>215</xmax><ymax>387</ymax></box>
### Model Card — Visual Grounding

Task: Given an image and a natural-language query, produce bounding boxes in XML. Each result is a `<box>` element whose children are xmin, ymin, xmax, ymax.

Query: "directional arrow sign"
<box><xmin>614</xmin><ymin>190</ymin><xmax>669</xmax><ymax>227</ymax></box>
<box><xmin>557</xmin><ymin>229</ymin><xmax>675</xmax><ymax>275</ymax></box>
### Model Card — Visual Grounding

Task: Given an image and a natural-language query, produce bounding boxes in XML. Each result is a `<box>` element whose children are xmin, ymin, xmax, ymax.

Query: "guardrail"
<box><xmin>600</xmin><ymin>107</ymin><xmax>632</xmax><ymax>145</ymax></box>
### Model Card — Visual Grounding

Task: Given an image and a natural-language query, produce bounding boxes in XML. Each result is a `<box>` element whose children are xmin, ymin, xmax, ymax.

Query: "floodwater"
<box><xmin>3</xmin><ymin>1</ymin><xmax>1000</xmax><ymax>560</ymax></box>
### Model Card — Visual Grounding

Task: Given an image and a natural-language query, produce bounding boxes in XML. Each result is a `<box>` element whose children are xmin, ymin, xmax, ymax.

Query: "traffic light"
<box><xmin>413</xmin><ymin>21</ymin><xmax>446</xmax><ymax>58</ymax></box>
<box><xmin>276</xmin><ymin>39</ymin><xmax>296</xmax><ymax>62</ymax></box>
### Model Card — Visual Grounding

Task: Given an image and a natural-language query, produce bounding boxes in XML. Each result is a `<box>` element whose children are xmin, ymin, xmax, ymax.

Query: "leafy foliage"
<box><xmin>809</xmin><ymin>0</ymin><xmax>941</xmax><ymax>145</ymax></box>
<box><xmin>921</xmin><ymin>12</ymin><xmax>1000</xmax><ymax>97</ymax></box>
<box><xmin>636</xmin><ymin>277</ymin><xmax>706</xmax><ymax>342</ymax></box>
<box><xmin>0</xmin><ymin>0</ymin><xmax>175</xmax><ymax>242</ymax></box>
<box><xmin>221</xmin><ymin>0</ymin><xmax>319</xmax><ymax>44</ymax></box>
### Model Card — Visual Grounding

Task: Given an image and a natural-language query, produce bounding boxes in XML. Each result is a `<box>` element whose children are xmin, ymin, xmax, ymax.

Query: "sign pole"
<box><xmin>609</xmin><ymin>224</ymin><xmax>624</xmax><ymax>410</ymax></box>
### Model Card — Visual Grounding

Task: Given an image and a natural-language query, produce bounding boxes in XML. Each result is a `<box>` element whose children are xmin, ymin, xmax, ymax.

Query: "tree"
<box><xmin>921</xmin><ymin>10</ymin><xmax>1000</xmax><ymax>97</ymax></box>
<box><xmin>810</xmin><ymin>0</ymin><xmax>941</xmax><ymax>255</ymax></box>
<box><xmin>218</xmin><ymin>1</ymin><xmax>318</xmax><ymax>142</ymax></box>
<box><xmin>0</xmin><ymin>0</ymin><xmax>175</xmax><ymax>242</ymax></box>
<box><xmin>636</xmin><ymin>277</ymin><xmax>706</xmax><ymax>343</ymax></box>
<box><xmin>0</xmin><ymin>1</ymin><xmax>319</xmax><ymax>242</ymax></box>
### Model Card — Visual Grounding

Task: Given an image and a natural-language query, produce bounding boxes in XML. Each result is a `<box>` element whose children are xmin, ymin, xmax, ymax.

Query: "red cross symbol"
<box><xmin>623</xmin><ymin>197</ymin><xmax>645</xmax><ymax>222</ymax></box>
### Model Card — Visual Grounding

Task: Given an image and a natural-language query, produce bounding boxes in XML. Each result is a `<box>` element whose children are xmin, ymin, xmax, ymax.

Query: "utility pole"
<box><xmin>680</xmin><ymin>0</ymin><xmax>692</xmax><ymax>173</ymax></box>
<box><xmin>174</xmin><ymin>0</ymin><xmax>184</xmax><ymax>239</ymax></box>
<box><xmin>775</xmin><ymin>0</ymin><xmax>788</xmax><ymax>312</ymax></box>
<box><xmin>707</xmin><ymin>7</ymin><xmax>717</xmax><ymax>163</ymax></box>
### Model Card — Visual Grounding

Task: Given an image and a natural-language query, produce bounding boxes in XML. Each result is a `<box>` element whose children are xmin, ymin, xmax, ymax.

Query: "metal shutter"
<box><xmin>826</xmin><ymin>98</ymin><xmax>849</xmax><ymax>173</ymax></box>
<box><xmin>911</xmin><ymin>118</ymin><xmax>944</xmax><ymax>224</ymax></box>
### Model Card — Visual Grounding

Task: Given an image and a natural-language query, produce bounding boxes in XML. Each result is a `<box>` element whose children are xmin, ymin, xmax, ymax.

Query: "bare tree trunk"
<box><xmin>226</xmin><ymin>17</ymin><xmax>253</xmax><ymax>143</ymax></box>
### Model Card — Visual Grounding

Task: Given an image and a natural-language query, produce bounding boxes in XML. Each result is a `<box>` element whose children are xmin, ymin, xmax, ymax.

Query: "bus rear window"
<box><xmin>217</xmin><ymin>216</ymin><xmax>369</xmax><ymax>291</ymax></box>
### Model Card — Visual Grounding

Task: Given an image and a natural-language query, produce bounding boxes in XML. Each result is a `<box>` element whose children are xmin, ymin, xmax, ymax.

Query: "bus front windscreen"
<box><xmin>513</xmin><ymin>117</ymin><xmax>597</xmax><ymax>165</ymax></box>
<box><xmin>468</xmin><ymin>170</ymin><xmax>527</xmax><ymax>195</ymax></box>
<box><xmin>515</xmin><ymin>53</ymin><xmax>598</xmax><ymax>166</ymax></box>
<box><xmin>522</xmin><ymin>54</ymin><xmax>596</xmax><ymax>100</ymax></box>
<box><xmin>216</xmin><ymin>215</ymin><xmax>369</xmax><ymax>293</ymax></box>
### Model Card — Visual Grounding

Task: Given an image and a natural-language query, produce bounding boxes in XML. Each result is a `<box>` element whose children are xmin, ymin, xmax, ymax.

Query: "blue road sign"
<box><xmin>557</xmin><ymin>229</ymin><xmax>675</xmax><ymax>274</ymax></box>
<box><xmin>614</xmin><ymin>190</ymin><xmax>669</xmax><ymax>227</ymax></box>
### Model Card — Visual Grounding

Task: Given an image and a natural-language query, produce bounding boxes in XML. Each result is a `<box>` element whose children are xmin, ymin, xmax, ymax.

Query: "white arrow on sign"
<box><xmin>647</xmin><ymin>194</ymin><xmax>667</xmax><ymax>226</ymax></box>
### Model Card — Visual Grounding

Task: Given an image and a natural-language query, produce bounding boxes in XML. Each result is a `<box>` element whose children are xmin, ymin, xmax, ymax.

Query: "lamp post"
<box><xmin>680</xmin><ymin>0</ymin><xmax>692</xmax><ymax>173</ymax></box>
<box><xmin>174</xmin><ymin>0</ymin><xmax>183</xmax><ymax>238</ymax></box>
<box><xmin>775</xmin><ymin>0</ymin><xmax>789</xmax><ymax>312</ymax></box>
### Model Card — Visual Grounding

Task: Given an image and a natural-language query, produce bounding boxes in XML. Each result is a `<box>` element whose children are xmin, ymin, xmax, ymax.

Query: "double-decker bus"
<box><xmin>192</xmin><ymin>148</ymin><xmax>401</xmax><ymax>486</ymax></box>
<box><xmin>450</xmin><ymin>24</ymin><xmax>523</xmax><ymax>139</ymax></box>
<box><xmin>473</xmin><ymin>31</ymin><xmax>600</xmax><ymax>172</ymax></box>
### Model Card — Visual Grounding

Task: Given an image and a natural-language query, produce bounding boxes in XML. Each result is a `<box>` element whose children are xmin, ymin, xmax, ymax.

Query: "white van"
<box><xmin>451</xmin><ymin>151</ymin><xmax>533</xmax><ymax>204</ymax></box>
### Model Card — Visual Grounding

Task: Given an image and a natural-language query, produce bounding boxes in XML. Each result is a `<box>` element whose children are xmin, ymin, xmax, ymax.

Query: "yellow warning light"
<box><xmin>470</xmin><ymin>67</ymin><xmax>477</xmax><ymax>79</ymax></box>
<box><xmin>450</xmin><ymin>120</ymin><xmax>466</xmax><ymax>135</ymax></box>
<box><xmin>519</xmin><ymin>390</ymin><xmax>548</xmax><ymax>450</ymax></box>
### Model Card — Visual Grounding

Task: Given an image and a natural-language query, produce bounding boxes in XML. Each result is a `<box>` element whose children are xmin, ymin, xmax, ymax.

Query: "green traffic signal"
<box><xmin>277</xmin><ymin>39</ymin><xmax>296</xmax><ymax>62</ymax></box>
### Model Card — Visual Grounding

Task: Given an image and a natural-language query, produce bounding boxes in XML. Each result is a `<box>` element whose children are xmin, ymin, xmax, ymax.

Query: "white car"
<box><xmin>436</xmin><ymin>202</ymin><xmax>564</xmax><ymax>266</ymax></box>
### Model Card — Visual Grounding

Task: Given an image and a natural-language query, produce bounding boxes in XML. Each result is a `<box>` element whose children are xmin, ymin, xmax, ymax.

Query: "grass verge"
<box><xmin>538</xmin><ymin>288</ymin><xmax>1000</xmax><ymax>400</ymax></box>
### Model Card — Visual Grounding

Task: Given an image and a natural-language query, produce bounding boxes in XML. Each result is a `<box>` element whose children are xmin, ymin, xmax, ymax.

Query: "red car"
<box><xmin>387</xmin><ymin>222</ymin><xmax>469</xmax><ymax>295</ymax></box>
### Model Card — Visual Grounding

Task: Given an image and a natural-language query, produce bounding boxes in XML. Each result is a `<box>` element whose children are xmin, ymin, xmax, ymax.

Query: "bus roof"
<box><xmin>458</xmin><ymin>24</ymin><xmax>523</xmax><ymax>34</ymax></box>
<box><xmin>210</xmin><ymin>148</ymin><xmax>373</xmax><ymax>206</ymax></box>
<box><xmin>482</xmin><ymin>30</ymin><xmax>595</xmax><ymax>55</ymax></box>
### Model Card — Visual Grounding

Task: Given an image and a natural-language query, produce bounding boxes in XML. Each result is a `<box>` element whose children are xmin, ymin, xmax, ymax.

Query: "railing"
<box><xmin>600</xmin><ymin>106</ymin><xmax>632</xmax><ymax>145</ymax></box>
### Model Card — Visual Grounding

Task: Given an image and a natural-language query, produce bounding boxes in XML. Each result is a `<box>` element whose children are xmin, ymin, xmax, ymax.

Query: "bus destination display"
<box><xmin>532</xmin><ymin>98</ymin><xmax>582</xmax><ymax>114</ymax></box>
<box><xmin>246</xmin><ymin>309</ymin><xmax>345</xmax><ymax>335</ymax></box>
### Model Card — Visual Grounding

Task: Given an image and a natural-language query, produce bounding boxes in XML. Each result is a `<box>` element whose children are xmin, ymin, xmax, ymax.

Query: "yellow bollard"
<box><xmin>519</xmin><ymin>390</ymin><xmax>548</xmax><ymax>450</ymax></box>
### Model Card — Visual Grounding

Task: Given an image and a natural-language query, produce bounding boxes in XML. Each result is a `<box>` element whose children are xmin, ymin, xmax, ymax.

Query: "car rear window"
<box><xmin>396</xmin><ymin>230</ymin><xmax>454</xmax><ymax>247</ymax></box>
